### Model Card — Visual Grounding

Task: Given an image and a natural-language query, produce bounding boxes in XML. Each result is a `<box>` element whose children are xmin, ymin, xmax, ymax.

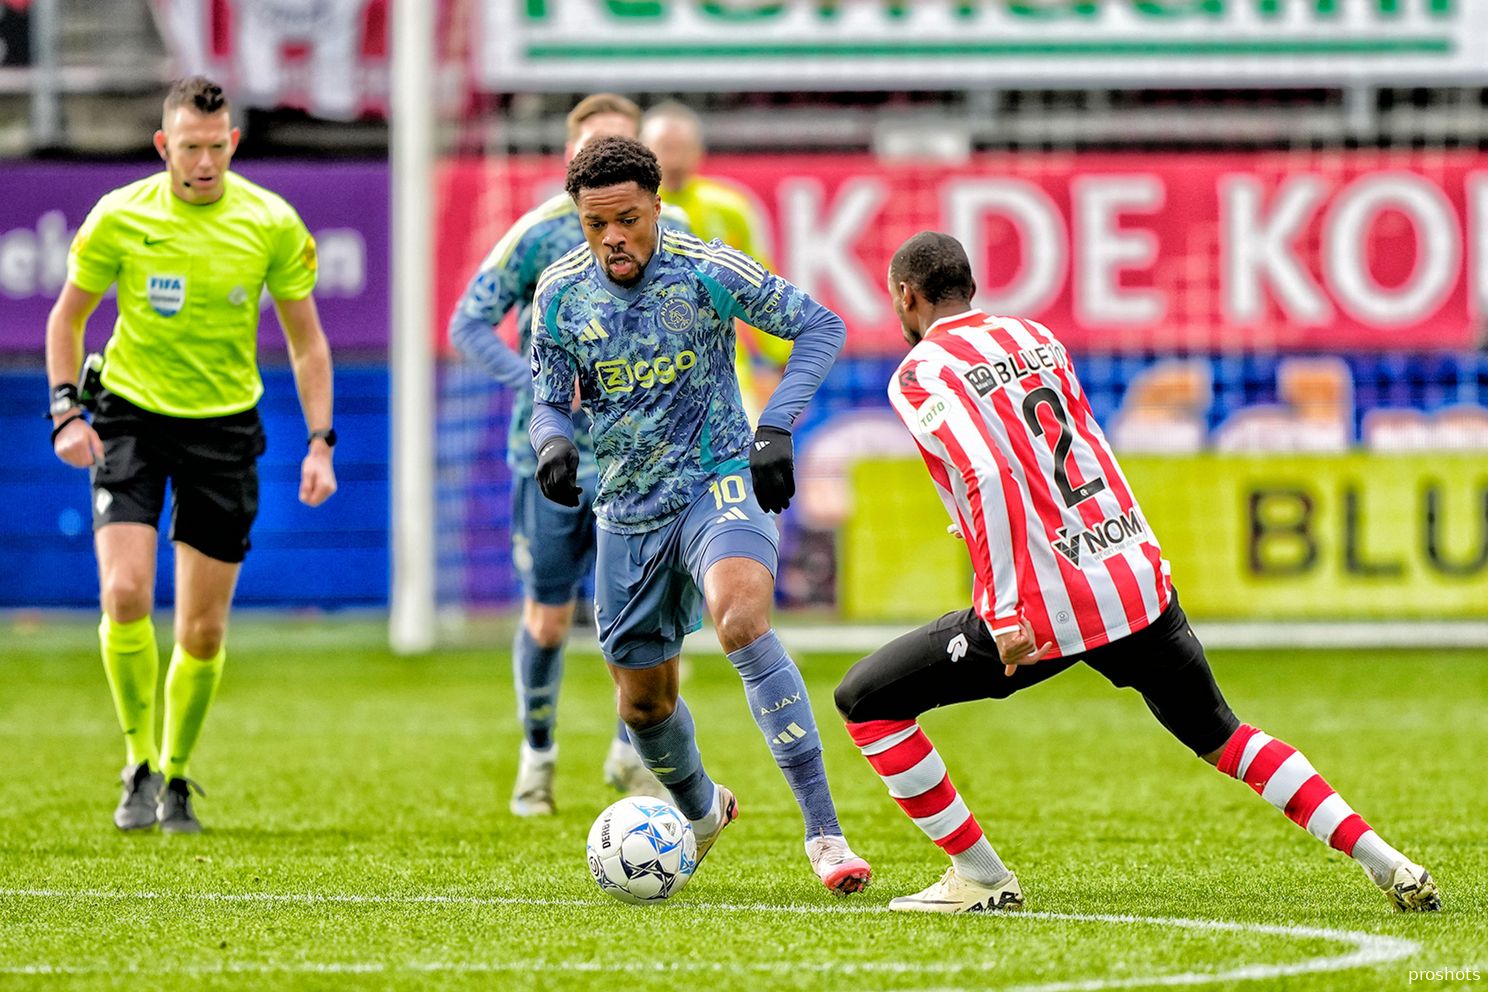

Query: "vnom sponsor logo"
<box><xmin>1052</xmin><ymin>508</ymin><xmax>1148</xmax><ymax>567</ymax></box>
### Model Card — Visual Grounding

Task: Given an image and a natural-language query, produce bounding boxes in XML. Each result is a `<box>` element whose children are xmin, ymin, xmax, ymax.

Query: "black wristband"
<box><xmin>308</xmin><ymin>427</ymin><xmax>337</xmax><ymax>448</ymax></box>
<box><xmin>50</xmin><ymin>411</ymin><xmax>86</xmax><ymax>443</ymax></box>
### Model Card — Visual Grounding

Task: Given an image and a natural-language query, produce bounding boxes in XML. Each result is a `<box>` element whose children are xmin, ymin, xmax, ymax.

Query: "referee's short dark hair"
<box><xmin>164</xmin><ymin>76</ymin><xmax>229</xmax><ymax>118</ymax></box>
<box><xmin>890</xmin><ymin>232</ymin><xmax>977</xmax><ymax>305</ymax></box>
<box><xmin>565</xmin><ymin>136</ymin><xmax>662</xmax><ymax>201</ymax></box>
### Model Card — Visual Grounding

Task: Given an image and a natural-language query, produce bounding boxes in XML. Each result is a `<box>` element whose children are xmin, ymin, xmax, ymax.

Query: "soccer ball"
<box><xmin>586</xmin><ymin>797</ymin><xmax>698</xmax><ymax>905</ymax></box>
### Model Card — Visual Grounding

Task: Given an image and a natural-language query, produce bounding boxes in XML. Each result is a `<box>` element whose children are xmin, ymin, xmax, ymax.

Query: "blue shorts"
<box><xmin>596</xmin><ymin>468</ymin><xmax>780</xmax><ymax>669</ymax></box>
<box><xmin>510</xmin><ymin>474</ymin><xmax>598</xmax><ymax>606</ymax></box>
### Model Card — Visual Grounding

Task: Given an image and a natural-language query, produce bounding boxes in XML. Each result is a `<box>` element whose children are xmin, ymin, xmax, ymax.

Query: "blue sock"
<box><xmin>615</xmin><ymin>717</ymin><xmax>632</xmax><ymax>744</ymax></box>
<box><xmin>727</xmin><ymin>630</ymin><xmax>842</xmax><ymax>838</ymax></box>
<box><xmin>513</xmin><ymin>627</ymin><xmax>562</xmax><ymax>750</ymax></box>
<box><xmin>626</xmin><ymin>697</ymin><xmax>715</xmax><ymax>821</ymax></box>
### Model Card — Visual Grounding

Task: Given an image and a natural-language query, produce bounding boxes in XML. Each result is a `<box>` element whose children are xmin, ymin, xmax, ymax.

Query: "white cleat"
<box><xmin>805</xmin><ymin>834</ymin><xmax>873</xmax><ymax>895</ymax></box>
<box><xmin>509</xmin><ymin>743</ymin><xmax>557</xmax><ymax>817</ymax></box>
<box><xmin>602</xmin><ymin>738</ymin><xmax>670</xmax><ymax>799</ymax></box>
<box><xmin>888</xmin><ymin>866</ymin><xmax>1025</xmax><ymax>914</ymax></box>
<box><xmin>1381</xmin><ymin>862</ymin><xmax>1441</xmax><ymax>912</ymax></box>
<box><xmin>691</xmin><ymin>785</ymin><xmax>737</xmax><ymax>866</ymax></box>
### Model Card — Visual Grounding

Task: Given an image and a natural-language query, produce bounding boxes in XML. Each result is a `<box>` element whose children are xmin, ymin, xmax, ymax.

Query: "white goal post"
<box><xmin>388</xmin><ymin>0</ymin><xmax>436</xmax><ymax>655</ymax></box>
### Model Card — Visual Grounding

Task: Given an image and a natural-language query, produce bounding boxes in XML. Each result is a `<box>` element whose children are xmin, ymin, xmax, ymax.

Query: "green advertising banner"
<box><xmin>845</xmin><ymin>453</ymin><xmax>1488</xmax><ymax>621</ymax></box>
<box><xmin>484</xmin><ymin>1</ymin><xmax>1488</xmax><ymax>92</ymax></box>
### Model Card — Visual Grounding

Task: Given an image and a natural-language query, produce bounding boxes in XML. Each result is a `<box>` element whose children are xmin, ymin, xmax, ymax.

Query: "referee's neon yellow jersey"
<box><xmin>67</xmin><ymin>170</ymin><xmax>318</xmax><ymax>418</ymax></box>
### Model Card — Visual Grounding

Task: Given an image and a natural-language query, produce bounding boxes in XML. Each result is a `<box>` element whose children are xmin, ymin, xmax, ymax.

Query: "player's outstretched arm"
<box><xmin>276</xmin><ymin>294</ymin><xmax>337</xmax><ymax>507</ymax></box>
<box><xmin>447</xmin><ymin>268</ymin><xmax>533</xmax><ymax>388</ymax></box>
<box><xmin>527</xmin><ymin>318</ymin><xmax>583</xmax><ymax>507</ymax></box>
<box><xmin>749</xmin><ymin>298</ymin><xmax>846</xmax><ymax>513</ymax></box>
<box><xmin>45</xmin><ymin>282</ymin><xmax>105</xmax><ymax>469</ymax></box>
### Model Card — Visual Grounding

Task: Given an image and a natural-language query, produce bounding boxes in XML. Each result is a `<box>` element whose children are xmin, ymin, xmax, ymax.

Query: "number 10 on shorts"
<box><xmin>709</xmin><ymin>475</ymin><xmax>747</xmax><ymax>510</ymax></box>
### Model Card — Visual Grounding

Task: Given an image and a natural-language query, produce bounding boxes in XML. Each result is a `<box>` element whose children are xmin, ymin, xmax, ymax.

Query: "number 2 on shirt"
<box><xmin>1021</xmin><ymin>386</ymin><xmax>1107</xmax><ymax>508</ymax></box>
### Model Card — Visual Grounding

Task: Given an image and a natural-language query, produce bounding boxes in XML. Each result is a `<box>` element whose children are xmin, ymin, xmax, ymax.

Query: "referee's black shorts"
<box><xmin>834</xmin><ymin>591</ymin><xmax>1240</xmax><ymax>758</ymax></box>
<box><xmin>89</xmin><ymin>390</ymin><xmax>267</xmax><ymax>564</ymax></box>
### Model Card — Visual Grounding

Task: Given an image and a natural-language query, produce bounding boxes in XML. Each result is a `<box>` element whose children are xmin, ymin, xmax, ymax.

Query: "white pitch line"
<box><xmin>0</xmin><ymin>888</ymin><xmax>1420</xmax><ymax>989</ymax></box>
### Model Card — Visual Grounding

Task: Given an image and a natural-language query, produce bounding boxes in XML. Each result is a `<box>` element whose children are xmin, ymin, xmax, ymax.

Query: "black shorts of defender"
<box><xmin>834</xmin><ymin>593</ymin><xmax>1240</xmax><ymax>758</ymax></box>
<box><xmin>89</xmin><ymin>391</ymin><xmax>267</xmax><ymax>564</ymax></box>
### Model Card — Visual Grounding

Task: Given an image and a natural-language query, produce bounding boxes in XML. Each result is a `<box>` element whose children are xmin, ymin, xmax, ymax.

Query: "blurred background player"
<box><xmin>641</xmin><ymin>100</ymin><xmax>791</xmax><ymax>424</ymax></box>
<box><xmin>45</xmin><ymin>76</ymin><xmax>337</xmax><ymax>834</ymax></box>
<box><xmin>835</xmin><ymin>232</ymin><xmax>1440</xmax><ymax>915</ymax></box>
<box><xmin>529</xmin><ymin>137</ymin><xmax>871</xmax><ymax>894</ymax></box>
<box><xmin>447</xmin><ymin>94</ymin><xmax>689</xmax><ymax>815</ymax></box>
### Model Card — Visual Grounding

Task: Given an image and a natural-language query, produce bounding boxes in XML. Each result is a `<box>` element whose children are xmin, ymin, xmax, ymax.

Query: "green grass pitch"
<box><xmin>1</xmin><ymin>616</ymin><xmax>1483</xmax><ymax>990</ymax></box>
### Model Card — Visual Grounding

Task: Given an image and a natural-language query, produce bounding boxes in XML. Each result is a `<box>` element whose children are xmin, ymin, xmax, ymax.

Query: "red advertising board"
<box><xmin>436</xmin><ymin>151</ymin><xmax>1488</xmax><ymax>354</ymax></box>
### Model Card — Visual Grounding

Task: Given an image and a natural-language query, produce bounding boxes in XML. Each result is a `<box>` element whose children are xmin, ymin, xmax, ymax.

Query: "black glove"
<box><xmin>536</xmin><ymin>437</ymin><xmax>581</xmax><ymax>507</ymax></box>
<box><xmin>749</xmin><ymin>425</ymin><xmax>794</xmax><ymax>514</ymax></box>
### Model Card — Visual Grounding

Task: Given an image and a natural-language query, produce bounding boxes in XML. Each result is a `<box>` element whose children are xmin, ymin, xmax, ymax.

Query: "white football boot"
<box><xmin>1380</xmin><ymin>861</ymin><xmax>1441</xmax><ymax>912</ymax></box>
<box><xmin>805</xmin><ymin>834</ymin><xmax>873</xmax><ymax>895</ymax></box>
<box><xmin>509</xmin><ymin>743</ymin><xmax>557</xmax><ymax>817</ymax></box>
<box><xmin>888</xmin><ymin>866</ymin><xmax>1025</xmax><ymax>913</ymax></box>
<box><xmin>691</xmin><ymin>785</ymin><xmax>738</xmax><ymax>866</ymax></box>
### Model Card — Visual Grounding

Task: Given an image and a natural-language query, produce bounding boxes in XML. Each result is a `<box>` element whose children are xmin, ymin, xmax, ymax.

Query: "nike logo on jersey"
<box><xmin>143</xmin><ymin>236</ymin><xmax>169</xmax><ymax>246</ymax></box>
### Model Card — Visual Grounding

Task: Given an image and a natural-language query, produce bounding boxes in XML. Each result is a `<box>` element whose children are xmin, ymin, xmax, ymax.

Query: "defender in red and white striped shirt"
<box><xmin>836</xmin><ymin>232</ymin><xmax>1439</xmax><ymax>916</ymax></box>
<box><xmin>889</xmin><ymin>305</ymin><xmax>1168</xmax><ymax>657</ymax></box>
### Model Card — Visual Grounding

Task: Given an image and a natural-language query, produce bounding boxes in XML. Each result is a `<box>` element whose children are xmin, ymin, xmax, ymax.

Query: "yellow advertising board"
<box><xmin>844</xmin><ymin>454</ymin><xmax>1488</xmax><ymax>621</ymax></box>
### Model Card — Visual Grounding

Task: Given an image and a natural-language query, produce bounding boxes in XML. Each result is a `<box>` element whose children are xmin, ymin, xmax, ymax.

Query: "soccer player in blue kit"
<box><xmin>528</xmin><ymin>136</ymin><xmax>873</xmax><ymax>893</ymax></box>
<box><xmin>448</xmin><ymin>95</ymin><xmax>683</xmax><ymax>815</ymax></box>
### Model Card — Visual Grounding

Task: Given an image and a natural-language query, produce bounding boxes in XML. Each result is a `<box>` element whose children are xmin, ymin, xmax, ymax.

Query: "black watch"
<box><xmin>49</xmin><ymin>383</ymin><xmax>80</xmax><ymax>418</ymax></box>
<box><xmin>308</xmin><ymin>427</ymin><xmax>337</xmax><ymax>449</ymax></box>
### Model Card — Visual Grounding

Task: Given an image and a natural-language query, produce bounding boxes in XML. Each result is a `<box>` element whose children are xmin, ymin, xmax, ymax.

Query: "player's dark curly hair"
<box><xmin>889</xmin><ymin>231</ymin><xmax>977</xmax><ymax>305</ymax></box>
<box><xmin>564</xmin><ymin>136</ymin><xmax>662</xmax><ymax>201</ymax></box>
<box><xmin>164</xmin><ymin>76</ymin><xmax>229</xmax><ymax>117</ymax></box>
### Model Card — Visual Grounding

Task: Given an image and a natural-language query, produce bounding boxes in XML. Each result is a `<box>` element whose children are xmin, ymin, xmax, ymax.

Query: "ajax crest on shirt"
<box><xmin>660</xmin><ymin>297</ymin><xmax>696</xmax><ymax>334</ymax></box>
<box><xmin>146</xmin><ymin>274</ymin><xmax>186</xmax><ymax>317</ymax></box>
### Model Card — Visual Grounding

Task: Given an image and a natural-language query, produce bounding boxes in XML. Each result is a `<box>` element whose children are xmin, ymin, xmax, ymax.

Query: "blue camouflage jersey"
<box><xmin>448</xmin><ymin>192</ymin><xmax>689</xmax><ymax>478</ymax></box>
<box><xmin>530</xmin><ymin>229</ymin><xmax>843</xmax><ymax>535</ymax></box>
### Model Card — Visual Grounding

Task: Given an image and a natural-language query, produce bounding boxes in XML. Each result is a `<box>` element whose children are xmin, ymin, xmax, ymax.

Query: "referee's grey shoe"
<box><xmin>157</xmin><ymin>777</ymin><xmax>205</xmax><ymax>834</ymax></box>
<box><xmin>113</xmin><ymin>761</ymin><xmax>163</xmax><ymax>831</ymax></box>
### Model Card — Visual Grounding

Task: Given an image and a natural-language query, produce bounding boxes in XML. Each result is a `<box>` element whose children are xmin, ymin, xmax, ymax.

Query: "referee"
<box><xmin>44</xmin><ymin>77</ymin><xmax>337</xmax><ymax>833</ymax></box>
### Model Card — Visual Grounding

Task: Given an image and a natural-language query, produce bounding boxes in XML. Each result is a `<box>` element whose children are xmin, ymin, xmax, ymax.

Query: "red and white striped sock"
<box><xmin>1218</xmin><ymin>724</ymin><xmax>1404</xmax><ymax>885</ymax></box>
<box><xmin>847</xmin><ymin>718</ymin><xmax>1009</xmax><ymax>885</ymax></box>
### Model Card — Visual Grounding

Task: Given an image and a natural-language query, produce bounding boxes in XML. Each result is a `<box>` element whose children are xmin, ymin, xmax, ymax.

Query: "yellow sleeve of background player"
<box><xmin>722</xmin><ymin>191</ymin><xmax>793</xmax><ymax>367</ymax></box>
